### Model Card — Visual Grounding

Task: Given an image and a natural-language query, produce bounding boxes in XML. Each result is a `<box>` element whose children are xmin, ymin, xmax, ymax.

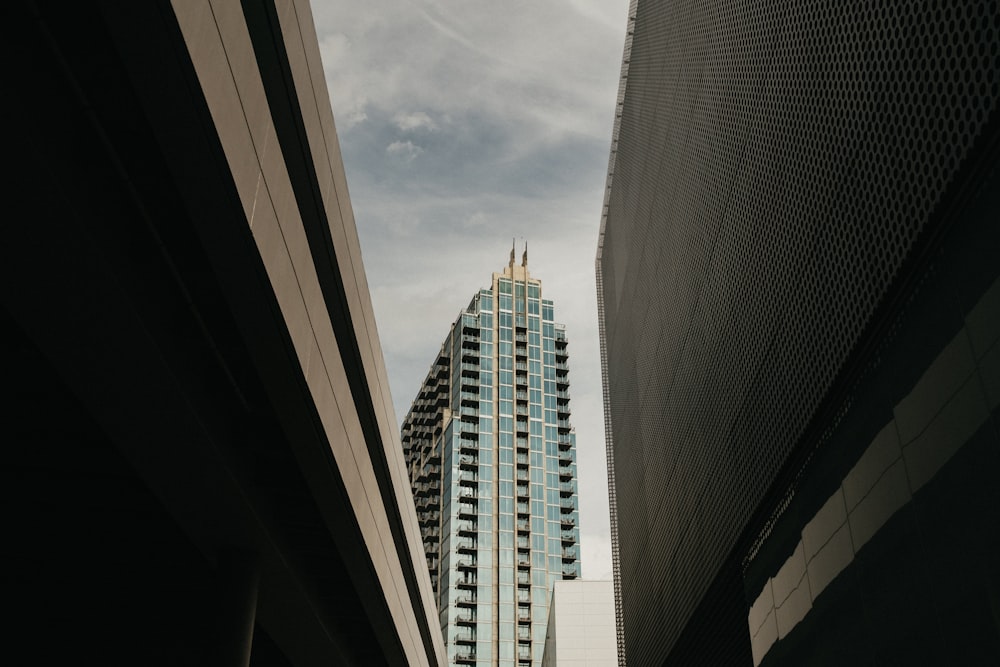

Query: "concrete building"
<box><xmin>401</xmin><ymin>250</ymin><xmax>581</xmax><ymax>667</ymax></box>
<box><xmin>597</xmin><ymin>0</ymin><xmax>1000</xmax><ymax>665</ymax></box>
<box><xmin>541</xmin><ymin>581</ymin><xmax>618</xmax><ymax>667</ymax></box>
<box><xmin>4</xmin><ymin>1</ymin><xmax>445</xmax><ymax>665</ymax></box>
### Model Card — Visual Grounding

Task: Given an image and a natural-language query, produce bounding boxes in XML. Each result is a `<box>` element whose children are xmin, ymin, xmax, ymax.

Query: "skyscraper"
<box><xmin>402</xmin><ymin>248</ymin><xmax>581</xmax><ymax>667</ymax></box>
<box><xmin>597</xmin><ymin>0</ymin><xmax>1000</xmax><ymax>665</ymax></box>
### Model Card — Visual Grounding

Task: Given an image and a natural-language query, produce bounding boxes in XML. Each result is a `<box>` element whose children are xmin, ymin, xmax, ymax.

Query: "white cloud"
<box><xmin>393</xmin><ymin>111</ymin><xmax>437</xmax><ymax>132</ymax></box>
<box><xmin>385</xmin><ymin>139</ymin><xmax>423</xmax><ymax>162</ymax></box>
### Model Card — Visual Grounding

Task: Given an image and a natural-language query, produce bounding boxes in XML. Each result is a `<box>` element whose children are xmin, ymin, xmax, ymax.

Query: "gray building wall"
<box><xmin>596</xmin><ymin>0</ymin><xmax>1000</xmax><ymax>665</ymax></box>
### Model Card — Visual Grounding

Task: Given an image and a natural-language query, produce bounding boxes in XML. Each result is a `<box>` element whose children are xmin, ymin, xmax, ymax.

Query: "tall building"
<box><xmin>402</xmin><ymin>248</ymin><xmax>581</xmax><ymax>667</ymax></box>
<box><xmin>597</xmin><ymin>0</ymin><xmax>1000</xmax><ymax>665</ymax></box>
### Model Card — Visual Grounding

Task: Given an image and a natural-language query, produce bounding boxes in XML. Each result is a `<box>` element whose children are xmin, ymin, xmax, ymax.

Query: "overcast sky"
<box><xmin>310</xmin><ymin>0</ymin><xmax>630</xmax><ymax>581</ymax></box>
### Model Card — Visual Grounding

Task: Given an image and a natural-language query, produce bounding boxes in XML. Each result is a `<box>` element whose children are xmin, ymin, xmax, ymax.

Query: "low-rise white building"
<box><xmin>542</xmin><ymin>580</ymin><xmax>618</xmax><ymax>666</ymax></box>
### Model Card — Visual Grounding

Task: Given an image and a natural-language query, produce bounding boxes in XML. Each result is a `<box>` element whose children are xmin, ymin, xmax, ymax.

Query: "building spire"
<box><xmin>521</xmin><ymin>241</ymin><xmax>528</xmax><ymax>268</ymax></box>
<box><xmin>509</xmin><ymin>238</ymin><xmax>516</xmax><ymax>268</ymax></box>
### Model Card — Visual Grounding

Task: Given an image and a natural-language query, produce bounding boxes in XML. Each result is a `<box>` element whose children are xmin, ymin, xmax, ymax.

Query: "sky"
<box><xmin>309</xmin><ymin>0</ymin><xmax>630</xmax><ymax>581</ymax></box>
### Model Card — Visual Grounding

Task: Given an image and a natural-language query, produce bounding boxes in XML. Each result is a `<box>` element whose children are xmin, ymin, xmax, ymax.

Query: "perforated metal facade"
<box><xmin>596</xmin><ymin>1</ymin><xmax>1000</xmax><ymax>665</ymax></box>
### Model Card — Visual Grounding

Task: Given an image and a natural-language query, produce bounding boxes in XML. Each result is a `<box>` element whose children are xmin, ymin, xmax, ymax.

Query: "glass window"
<box><xmin>515</xmin><ymin>283</ymin><xmax>524</xmax><ymax>299</ymax></box>
<box><xmin>528</xmin><ymin>284</ymin><xmax>540</xmax><ymax>298</ymax></box>
<box><xmin>499</xmin><ymin>294</ymin><xmax>512</xmax><ymax>311</ymax></box>
<box><xmin>528</xmin><ymin>299</ymin><xmax>539</xmax><ymax>315</ymax></box>
<box><xmin>480</xmin><ymin>293</ymin><xmax>493</xmax><ymax>311</ymax></box>
<box><xmin>481</xmin><ymin>313</ymin><xmax>493</xmax><ymax>328</ymax></box>
<box><xmin>499</xmin><ymin>279</ymin><xmax>511</xmax><ymax>294</ymax></box>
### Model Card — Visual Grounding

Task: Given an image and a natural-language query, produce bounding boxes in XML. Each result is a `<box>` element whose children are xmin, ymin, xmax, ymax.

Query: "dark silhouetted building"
<box><xmin>4</xmin><ymin>1</ymin><xmax>445</xmax><ymax>665</ymax></box>
<box><xmin>597</xmin><ymin>0</ymin><xmax>1000</xmax><ymax>665</ymax></box>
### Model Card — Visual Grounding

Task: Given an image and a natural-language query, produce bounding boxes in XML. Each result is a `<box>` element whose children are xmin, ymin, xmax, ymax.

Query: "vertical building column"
<box><xmin>212</xmin><ymin>548</ymin><xmax>261</xmax><ymax>667</ymax></box>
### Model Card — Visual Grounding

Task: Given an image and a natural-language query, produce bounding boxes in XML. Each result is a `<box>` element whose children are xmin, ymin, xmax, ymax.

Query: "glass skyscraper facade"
<box><xmin>402</xmin><ymin>250</ymin><xmax>580</xmax><ymax>667</ymax></box>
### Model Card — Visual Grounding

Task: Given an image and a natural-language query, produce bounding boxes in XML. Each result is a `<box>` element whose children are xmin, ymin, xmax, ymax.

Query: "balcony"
<box><xmin>560</xmin><ymin>530</ymin><xmax>575</xmax><ymax>544</ymax></box>
<box><xmin>457</xmin><ymin>521</ymin><xmax>477</xmax><ymax>536</ymax></box>
<box><xmin>516</xmin><ymin>502</ymin><xmax>529</xmax><ymax>516</ymax></box>
<box><xmin>561</xmin><ymin>546</ymin><xmax>579</xmax><ymax>562</ymax></box>
<box><xmin>516</xmin><ymin>554</ymin><xmax>530</xmax><ymax>569</ymax></box>
<box><xmin>517</xmin><ymin>607</ymin><xmax>531</xmax><ymax>622</ymax></box>
<box><xmin>458</xmin><ymin>470</ymin><xmax>478</xmax><ymax>486</ymax></box>
<box><xmin>455</xmin><ymin>593</ymin><xmax>477</xmax><ymax>608</ymax></box>
<box><xmin>516</xmin><ymin>484</ymin><xmax>529</xmax><ymax>499</ymax></box>
<box><xmin>459</xmin><ymin>453</ymin><xmax>478</xmax><ymax>469</ymax></box>
<box><xmin>557</xmin><ymin>434</ymin><xmax>572</xmax><ymax>451</ymax></box>
<box><xmin>455</xmin><ymin>557</ymin><xmax>477</xmax><ymax>572</ymax></box>
<box><xmin>455</xmin><ymin>647</ymin><xmax>476</xmax><ymax>664</ymax></box>
<box><xmin>556</xmin><ymin>419</ymin><xmax>572</xmax><ymax>432</ymax></box>
<box><xmin>560</xmin><ymin>516</ymin><xmax>575</xmax><ymax>529</ymax></box>
<box><xmin>456</xmin><ymin>576</ymin><xmax>477</xmax><ymax>590</ymax></box>
<box><xmin>517</xmin><ymin>589</ymin><xmax>530</xmax><ymax>604</ymax></box>
<box><xmin>460</xmin><ymin>390</ymin><xmax>478</xmax><ymax>405</ymax></box>
<box><xmin>517</xmin><ymin>518</ymin><xmax>530</xmax><ymax>531</ymax></box>
<box><xmin>455</xmin><ymin>609</ymin><xmax>476</xmax><ymax>625</ymax></box>
<box><xmin>559</xmin><ymin>481</ymin><xmax>575</xmax><ymax>497</ymax></box>
<box><xmin>456</xmin><ymin>538</ymin><xmax>477</xmax><ymax>554</ymax></box>
<box><xmin>517</xmin><ymin>571</ymin><xmax>530</xmax><ymax>586</ymax></box>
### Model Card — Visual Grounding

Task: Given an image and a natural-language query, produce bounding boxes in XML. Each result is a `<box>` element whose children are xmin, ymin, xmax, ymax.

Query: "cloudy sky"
<box><xmin>310</xmin><ymin>0</ymin><xmax>630</xmax><ymax>581</ymax></box>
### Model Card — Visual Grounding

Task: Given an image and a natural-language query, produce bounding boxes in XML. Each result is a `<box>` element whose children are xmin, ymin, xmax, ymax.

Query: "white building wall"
<box><xmin>541</xmin><ymin>581</ymin><xmax>618</xmax><ymax>666</ymax></box>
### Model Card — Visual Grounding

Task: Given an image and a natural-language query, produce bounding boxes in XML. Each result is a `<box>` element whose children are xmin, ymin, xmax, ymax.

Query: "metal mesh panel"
<box><xmin>597</xmin><ymin>1</ymin><xmax>1000</xmax><ymax>664</ymax></box>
